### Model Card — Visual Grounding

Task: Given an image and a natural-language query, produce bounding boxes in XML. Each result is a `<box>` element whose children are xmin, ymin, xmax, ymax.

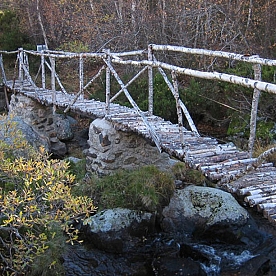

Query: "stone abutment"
<box><xmin>8</xmin><ymin>93</ymin><xmax>172</xmax><ymax>175</ymax></box>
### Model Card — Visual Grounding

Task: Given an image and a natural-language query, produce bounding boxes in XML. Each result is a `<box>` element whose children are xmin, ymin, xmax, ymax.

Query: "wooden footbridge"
<box><xmin>1</xmin><ymin>45</ymin><xmax>276</xmax><ymax>224</ymax></box>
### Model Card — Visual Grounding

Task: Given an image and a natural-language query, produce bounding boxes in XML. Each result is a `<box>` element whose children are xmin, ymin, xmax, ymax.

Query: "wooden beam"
<box><xmin>150</xmin><ymin>44</ymin><xmax>276</xmax><ymax>66</ymax></box>
<box><xmin>110</xmin><ymin>66</ymin><xmax>148</xmax><ymax>103</ymax></box>
<box><xmin>148</xmin><ymin>45</ymin><xmax>154</xmax><ymax>115</ymax></box>
<box><xmin>112</xmin><ymin>58</ymin><xmax>276</xmax><ymax>94</ymax></box>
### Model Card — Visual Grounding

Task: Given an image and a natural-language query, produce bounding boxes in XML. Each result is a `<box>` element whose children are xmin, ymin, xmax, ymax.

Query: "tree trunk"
<box><xmin>36</xmin><ymin>0</ymin><xmax>48</xmax><ymax>49</ymax></box>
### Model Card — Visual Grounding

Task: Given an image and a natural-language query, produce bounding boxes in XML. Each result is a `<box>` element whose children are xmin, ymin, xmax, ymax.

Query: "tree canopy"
<box><xmin>0</xmin><ymin>0</ymin><xmax>275</xmax><ymax>58</ymax></box>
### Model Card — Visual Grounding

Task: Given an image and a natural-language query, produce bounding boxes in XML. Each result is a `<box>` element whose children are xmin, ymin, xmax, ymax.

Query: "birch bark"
<box><xmin>248</xmin><ymin>62</ymin><xmax>261</xmax><ymax>157</ymax></box>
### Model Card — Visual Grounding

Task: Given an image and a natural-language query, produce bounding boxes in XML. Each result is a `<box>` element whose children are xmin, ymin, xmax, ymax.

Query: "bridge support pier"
<box><xmin>8</xmin><ymin>94</ymin><xmax>73</xmax><ymax>157</ymax></box>
<box><xmin>85</xmin><ymin>118</ymin><xmax>173</xmax><ymax>176</ymax></box>
<box><xmin>8</xmin><ymin>93</ymin><xmax>174</xmax><ymax>175</ymax></box>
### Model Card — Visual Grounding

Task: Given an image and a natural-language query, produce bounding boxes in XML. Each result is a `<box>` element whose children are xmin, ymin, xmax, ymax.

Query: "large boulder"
<box><xmin>159</xmin><ymin>185</ymin><xmax>276</xmax><ymax>274</ymax></box>
<box><xmin>54</xmin><ymin>114</ymin><xmax>74</xmax><ymax>141</ymax></box>
<box><xmin>161</xmin><ymin>185</ymin><xmax>249</xmax><ymax>242</ymax></box>
<box><xmin>0</xmin><ymin>115</ymin><xmax>50</xmax><ymax>153</ymax></box>
<box><xmin>67</xmin><ymin>192</ymin><xmax>276</xmax><ymax>276</ymax></box>
<box><xmin>83</xmin><ymin>208</ymin><xmax>156</xmax><ymax>253</ymax></box>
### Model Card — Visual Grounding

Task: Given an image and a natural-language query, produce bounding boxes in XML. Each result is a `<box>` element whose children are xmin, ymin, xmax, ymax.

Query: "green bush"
<box><xmin>77</xmin><ymin>166</ymin><xmax>175</xmax><ymax>212</ymax></box>
<box><xmin>58</xmin><ymin>40</ymin><xmax>89</xmax><ymax>53</ymax></box>
<box><xmin>67</xmin><ymin>159</ymin><xmax>87</xmax><ymax>182</ymax></box>
<box><xmin>0</xmin><ymin>10</ymin><xmax>29</xmax><ymax>51</ymax></box>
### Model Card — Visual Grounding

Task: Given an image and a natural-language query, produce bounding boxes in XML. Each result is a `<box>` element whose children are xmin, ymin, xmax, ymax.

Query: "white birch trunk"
<box><xmin>18</xmin><ymin>49</ymin><xmax>24</xmax><ymax>87</ymax></box>
<box><xmin>171</xmin><ymin>71</ymin><xmax>184</xmax><ymax>147</ymax></box>
<box><xmin>114</xmin><ymin>0</ymin><xmax>123</xmax><ymax>26</ymax></box>
<box><xmin>155</xmin><ymin>61</ymin><xmax>198</xmax><ymax>134</ymax></box>
<box><xmin>40</xmin><ymin>55</ymin><xmax>46</xmax><ymax>89</ymax></box>
<box><xmin>246</xmin><ymin>0</ymin><xmax>253</xmax><ymax>35</ymax></box>
<box><xmin>131</xmin><ymin>0</ymin><xmax>137</xmax><ymax>29</ymax></box>
<box><xmin>79</xmin><ymin>55</ymin><xmax>84</xmax><ymax>101</ymax></box>
<box><xmin>44</xmin><ymin>60</ymin><xmax>67</xmax><ymax>94</ymax></box>
<box><xmin>105</xmin><ymin>50</ymin><xmax>111</xmax><ymax>114</ymax></box>
<box><xmin>36</xmin><ymin>0</ymin><xmax>49</xmax><ymax>49</ymax></box>
<box><xmin>0</xmin><ymin>54</ymin><xmax>7</xmax><ymax>84</ymax></box>
<box><xmin>50</xmin><ymin>57</ymin><xmax>56</xmax><ymax>114</ymax></box>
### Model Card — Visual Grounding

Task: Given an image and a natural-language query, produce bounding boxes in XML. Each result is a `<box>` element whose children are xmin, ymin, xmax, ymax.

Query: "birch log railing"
<box><xmin>2</xmin><ymin>45</ymin><xmax>276</xmax><ymax>223</ymax></box>
<box><xmin>1</xmin><ymin>45</ymin><xmax>276</xmax><ymax>153</ymax></box>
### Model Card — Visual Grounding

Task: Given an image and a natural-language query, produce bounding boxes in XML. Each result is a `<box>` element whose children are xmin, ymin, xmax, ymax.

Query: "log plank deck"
<box><xmin>5</xmin><ymin>79</ymin><xmax>276</xmax><ymax>226</ymax></box>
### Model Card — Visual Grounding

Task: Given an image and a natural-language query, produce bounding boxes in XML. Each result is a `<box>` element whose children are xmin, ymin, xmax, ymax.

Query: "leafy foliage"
<box><xmin>0</xmin><ymin>115</ymin><xmax>96</xmax><ymax>275</ymax></box>
<box><xmin>0</xmin><ymin>10</ymin><xmax>29</xmax><ymax>51</ymax></box>
<box><xmin>58</xmin><ymin>40</ymin><xmax>89</xmax><ymax>53</ymax></box>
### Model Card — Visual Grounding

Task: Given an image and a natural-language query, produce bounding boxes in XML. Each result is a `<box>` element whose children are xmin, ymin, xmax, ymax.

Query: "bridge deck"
<box><xmin>5</xmin><ymin>80</ymin><xmax>276</xmax><ymax>226</ymax></box>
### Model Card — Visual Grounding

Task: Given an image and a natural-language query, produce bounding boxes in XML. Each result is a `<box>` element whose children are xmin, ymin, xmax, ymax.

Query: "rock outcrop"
<box><xmin>0</xmin><ymin>115</ymin><xmax>50</xmax><ymax>153</ymax></box>
<box><xmin>83</xmin><ymin>208</ymin><xmax>156</xmax><ymax>253</ymax></box>
<box><xmin>66</xmin><ymin>186</ymin><xmax>276</xmax><ymax>275</ymax></box>
<box><xmin>161</xmin><ymin>185</ymin><xmax>250</xmax><ymax>237</ymax></box>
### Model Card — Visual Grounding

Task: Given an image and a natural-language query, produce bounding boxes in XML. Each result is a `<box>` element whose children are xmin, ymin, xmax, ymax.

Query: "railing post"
<box><xmin>172</xmin><ymin>71</ymin><xmax>184</xmax><ymax>148</ymax></box>
<box><xmin>79</xmin><ymin>54</ymin><xmax>84</xmax><ymax>101</ymax></box>
<box><xmin>0</xmin><ymin>54</ymin><xmax>7</xmax><ymax>85</ymax></box>
<box><xmin>148</xmin><ymin>44</ymin><xmax>154</xmax><ymax>115</ymax></box>
<box><xmin>105</xmin><ymin>49</ymin><xmax>111</xmax><ymax>115</ymax></box>
<box><xmin>23</xmin><ymin>52</ymin><xmax>29</xmax><ymax>76</ymax></box>
<box><xmin>18</xmin><ymin>48</ymin><xmax>24</xmax><ymax>88</ymax></box>
<box><xmin>248</xmin><ymin>57</ymin><xmax>262</xmax><ymax>157</ymax></box>
<box><xmin>41</xmin><ymin>53</ymin><xmax>46</xmax><ymax>89</ymax></box>
<box><xmin>50</xmin><ymin>56</ymin><xmax>56</xmax><ymax>114</ymax></box>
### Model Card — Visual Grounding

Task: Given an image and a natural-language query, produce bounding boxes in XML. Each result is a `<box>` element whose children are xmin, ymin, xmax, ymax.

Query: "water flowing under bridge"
<box><xmin>1</xmin><ymin>44</ymin><xmax>276</xmax><ymax>224</ymax></box>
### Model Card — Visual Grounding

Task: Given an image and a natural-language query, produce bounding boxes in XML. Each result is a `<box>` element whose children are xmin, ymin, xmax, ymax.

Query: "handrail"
<box><xmin>23</xmin><ymin>49</ymin><xmax>105</xmax><ymax>59</ymax></box>
<box><xmin>111</xmin><ymin>58</ymin><xmax>276</xmax><ymax>94</ymax></box>
<box><xmin>0</xmin><ymin>50</ymin><xmax>18</xmax><ymax>55</ymax></box>
<box><xmin>150</xmin><ymin>44</ymin><xmax>276</xmax><ymax>66</ymax></box>
<box><xmin>1</xmin><ymin>45</ymin><xmax>276</xmax><ymax>155</ymax></box>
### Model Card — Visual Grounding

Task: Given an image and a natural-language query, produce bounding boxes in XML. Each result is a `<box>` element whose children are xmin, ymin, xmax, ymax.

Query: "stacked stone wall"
<box><xmin>85</xmin><ymin>118</ymin><xmax>173</xmax><ymax>176</ymax></box>
<box><xmin>8</xmin><ymin>94</ymin><xmax>173</xmax><ymax>175</ymax></box>
<box><xmin>9</xmin><ymin>94</ymin><xmax>72</xmax><ymax>157</ymax></box>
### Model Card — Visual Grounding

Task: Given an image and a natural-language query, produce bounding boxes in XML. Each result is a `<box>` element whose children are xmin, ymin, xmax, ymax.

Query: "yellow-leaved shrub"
<box><xmin>0</xmin><ymin>115</ymin><xmax>96</xmax><ymax>275</ymax></box>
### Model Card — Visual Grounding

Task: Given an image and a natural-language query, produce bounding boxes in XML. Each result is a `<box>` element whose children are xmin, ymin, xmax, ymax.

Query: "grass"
<box><xmin>72</xmin><ymin>165</ymin><xmax>175</xmax><ymax>212</ymax></box>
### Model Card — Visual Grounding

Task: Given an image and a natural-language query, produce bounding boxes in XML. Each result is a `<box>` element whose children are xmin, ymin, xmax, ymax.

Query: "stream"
<box><xmin>63</xmin><ymin>203</ymin><xmax>276</xmax><ymax>276</ymax></box>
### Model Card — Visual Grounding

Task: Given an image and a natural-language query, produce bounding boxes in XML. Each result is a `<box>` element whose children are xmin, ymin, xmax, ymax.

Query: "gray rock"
<box><xmin>84</xmin><ymin>208</ymin><xmax>153</xmax><ymax>232</ymax></box>
<box><xmin>0</xmin><ymin>116</ymin><xmax>50</xmax><ymax>153</ymax></box>
<box><xmin>66</xmin><ymin>156</ymin><xmax>83</xmax><ymax>164</ymax></box>
<box><xmin>161</xmin><ymin>185</ymin><xmax>249</xmax><ymax>236</ymax></box>
<box><xmin>83</xmin><ymin>208</ymin><xmax>156</xmax><ymax>253</ymax></box>
<box><xmin>54</xmin><ymin>114</ymin><xmax>74</xmax><ymax>141</ymax></box>
<box><xmin>50</xmin><ymin>138</ymin><xmax>67</xmax><ymax>157</ymax></box>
